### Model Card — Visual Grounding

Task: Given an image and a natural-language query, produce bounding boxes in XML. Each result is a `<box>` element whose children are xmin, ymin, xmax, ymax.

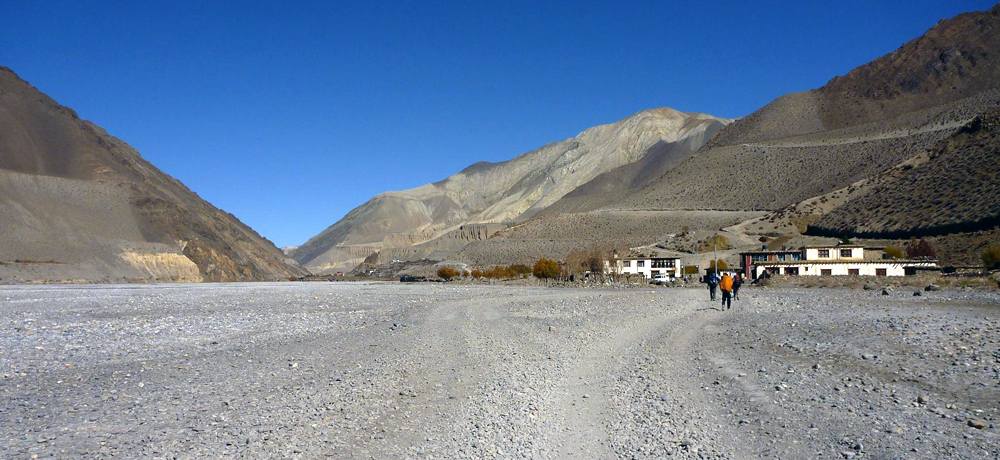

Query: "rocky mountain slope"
<box><xmin>292</xmin><ymin>109</ymin><xmax>731</xmax><ymax>273</ymax></box>
<box><xmin>581</xmin><ymin>4</ymin><xmax>1000</xmax><ymax>265</ymax></box>
<box><xmin>0</xmin><ymin>67</ymin><xmax>306</xmax><ymax>283</ymax></box>
<box><xmin>810</xmin><ymin>107</ymin><xmax>1000</xmax><ymax>237</ymax></box>
<box><xmin>616</xmin><ymin>4</ymin><xmax>1000</xmax><ymax>214</ymax></box>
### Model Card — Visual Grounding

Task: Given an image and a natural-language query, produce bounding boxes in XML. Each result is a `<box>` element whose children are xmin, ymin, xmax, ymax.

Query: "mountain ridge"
<box><xmin>291</xmin><ymin>108</ymin><xmax>732</xmax><ymax>273</ymax></box>
<box><xmin>0</xmin><ymin>67</ymin><xmax>306</xmax><ymax>283</ymax></box>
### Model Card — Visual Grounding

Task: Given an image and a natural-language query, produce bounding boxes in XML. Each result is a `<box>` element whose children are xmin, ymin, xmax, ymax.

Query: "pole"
<box><xmin>714</xmin><ymin>242</ymin><xmax>718</xmax><ymax>274</ymax></box>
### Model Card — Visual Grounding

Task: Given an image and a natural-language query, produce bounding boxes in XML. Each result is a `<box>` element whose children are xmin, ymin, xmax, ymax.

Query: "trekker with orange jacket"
<box><xmin>719</xmin><ymin>273</ymin><xmax>734</xmax><ymax>310</ymax></box>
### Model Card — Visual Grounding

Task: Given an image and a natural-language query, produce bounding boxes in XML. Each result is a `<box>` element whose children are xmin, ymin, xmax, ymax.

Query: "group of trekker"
<box><xmin>703</xmin><ymin>271</ymin><xmax>742</xmax><ymax>310</ymax></box>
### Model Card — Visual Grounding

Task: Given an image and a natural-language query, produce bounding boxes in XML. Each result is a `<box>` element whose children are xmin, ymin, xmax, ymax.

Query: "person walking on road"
<box><xmin>733</xmin><ymin>273</ymin><xmax>743</xmax><ymax>301</ymax></box>
<box><xmin>706</xmin><ymin>271</ymin><xmax>720</xmax><ymax>301</ymax></box>
<box><xmin>719</xmin><ymin>272</ymin><xmax>734</xmax><ymax>310</ymax></box>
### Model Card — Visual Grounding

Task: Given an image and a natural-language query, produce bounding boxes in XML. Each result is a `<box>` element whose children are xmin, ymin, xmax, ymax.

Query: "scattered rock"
<box><xmin>968</xmin><ymin>419</ymin><xmax>986</xmax><ymax>429</ymax></box>
<box><xmin>924</xmin><ymin>284</ymin><xmax>941</xmax><ymax>292</ymax></box>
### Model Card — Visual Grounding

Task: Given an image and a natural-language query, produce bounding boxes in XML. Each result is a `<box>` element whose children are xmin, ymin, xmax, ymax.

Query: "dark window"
<box><xmin>623</xmin><ymin>261</ymin><xmax>631</xmax><ymax>267</ymax></box>
<box><xmin>651</xmin><ymin>259</ymin><xmax>673</xmax><ymax>268</ymax></box>
<box><xmin>840</xmin><ymin>249</ymin><xmax>853</xmax><ymax>258</ymax></box>
<box><xmin>821</xmin><ymin>269</ymin><xmax>832</xmax><ymax>276</ymax></box>
<box><xmin>876</xmin><ymin>268</ymin><xmax>887</xmax><ymax>277</ymax></box>
<box><xmin>848</xmin><ymin>269</ymin><xmax>860</xmax><ymax>276</ymax></box>
<box><xmin>785</xmin><ymin>267</ymin><xmax>799</xmax><ymax>275</ymax></box>
<box><xmin>818</xmin><ymin>249</ymin><xmax>830</xmax><ymax>258</ymax></box>
<box><xmin>637</xmin><ymin>260</ymin><xmax>645</xmax><ymax>267</ymax></box>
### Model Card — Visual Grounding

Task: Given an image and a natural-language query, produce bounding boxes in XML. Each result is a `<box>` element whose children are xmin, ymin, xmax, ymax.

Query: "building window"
<box><xmin>840</xmin><ymin>249</ymin><xmax>852</xmax><ymax>258</ymax></box>
<box><xmin>651</xmin><ymin>259</ymin><xmax>673</xmax><ymax>268</ymax></box>
<box><xmin>751</xmin><ymin>254</ymin><xmax>766</xmax><ymax>262</ymax></box>
<box><xmin>623</xmin><ymin>261</ymin><xmax>631</xmax><ymax>267</ymax></box>
<box><xmin>790</xmin><ymin>253</ymin><xmax>802</xmax><ymax>261</ymax></box>
<box><xmin>785</xmin><ymin>267</ymin><xmax>799</xmax><ymax>275</ymax></box>
<box><xmin>777</xmin><ymin>254</ymin><xmax>786</xmax><ymax>261</ymax></box>
<box><xmin>818</xmin><ymin>249</ymin><xmax>830</xmax><ymax>258</ymax></box>
<box><xmin>848</xmin><ymin>269</ymin><xmax>860</xmax><ymax>276</ymax></box>
<box><xmin>821</xmin><ymin>269</ymin><xmax>832</xmax><ymax>276</ymax></box>
<box><xmin>876</xmin><ymin>268</ymin><xmax>887</xmax><ymax>277</ymax></box>
<box><xmin>637</xmin><ymin>260</ymin><xmax>645</xmax><ymax>267</ymax></box>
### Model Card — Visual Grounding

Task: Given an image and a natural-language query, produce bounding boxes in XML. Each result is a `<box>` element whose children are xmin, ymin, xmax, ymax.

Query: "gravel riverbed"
<box><xmin>1</xmin><ymin>282</ymin><xmax>998</xmax><ymax>459</ymax></box>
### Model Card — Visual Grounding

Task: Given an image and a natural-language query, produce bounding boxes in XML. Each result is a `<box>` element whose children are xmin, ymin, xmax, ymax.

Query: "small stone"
<box><xmin>881</xmin><ymin>289</ymin><xmax>889</xmax><ymax>296</ymax></box>
<box><xmin>913</xmin><ymin>291</ymin><xmax>921</xmax><ymax>296</ymax></box>
<box><xmin>548</xmin><ymin>326</ymin><xmax>556</xmax><ymax>332</ymax></box>
<box><xmin>924</xmin><ymin>284</ymin><xmax>941</xmax><ymax>291</ymax></box>
<box><xmin>968</xmin><ymin>419</ymin><xmax>986</xmax><ymax>429</ymax></box>
<box><xmin>582</xmin><ymin>394</ymin><xmax>590</xmax><ymax>399</ymax></box>
<box><xmin>916</xmin><ymin>395</ymin><xmax>928</xmax><ymax>404</ymax></box>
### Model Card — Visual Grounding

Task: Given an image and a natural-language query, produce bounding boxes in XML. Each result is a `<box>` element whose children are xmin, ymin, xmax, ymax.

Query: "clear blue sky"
<box><xmin>2</xmin><ymin>0</ymin><xmax>994</xmax><ymax>247</ymax></box>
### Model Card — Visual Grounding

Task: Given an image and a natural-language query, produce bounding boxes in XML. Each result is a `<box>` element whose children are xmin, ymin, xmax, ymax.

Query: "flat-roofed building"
<box><xmin>741</xmin><ymin>245</ymin><xmax>937</xmax><ymax>278</ymax></box>
<box><xmin>612</xmin><ymin>256</ymin><xmax>682</xmax><ymax>279</ymax></box>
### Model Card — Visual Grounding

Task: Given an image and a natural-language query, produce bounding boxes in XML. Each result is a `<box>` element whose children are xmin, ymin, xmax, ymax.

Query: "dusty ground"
<box><xmin>2</xmin><ymin>283</ymin><xmax>999</xmax><ymax>459</ymax></box>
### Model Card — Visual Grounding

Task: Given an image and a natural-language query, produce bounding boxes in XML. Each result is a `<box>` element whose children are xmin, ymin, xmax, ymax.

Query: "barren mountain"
<box><xmin>810</xmin><ymin>107</ymin><xmax>1000</xmax><ymax>237</ymax></box>
<box><xmin>292</xmin><ymin>109</ymin><xmax>731</xmax><ymax>273</ymax></box>
<box><xmin>0</xmin><ymin>67</ymin><xmax>306</xmax><ymax>283</ymax></box>
<box><xmin>616</xmin><ymin>4</ymin><xmax>1000</xmax><ymax>215</ymax></box>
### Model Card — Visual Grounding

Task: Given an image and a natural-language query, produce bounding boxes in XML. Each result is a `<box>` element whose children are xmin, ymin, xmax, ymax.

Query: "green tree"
<box><xmin>533</xmin><ymin>258</ymin><xmax>560</xmax><ymax>279</ymax></box>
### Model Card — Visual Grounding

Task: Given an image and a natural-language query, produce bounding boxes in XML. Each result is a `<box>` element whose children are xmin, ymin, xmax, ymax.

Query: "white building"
<box><xmin>611</xmin><ymin>256</ymin><xmax>682</xmax><ymax>279</ymax></box>
<box><xmin>742</xmin><ymin>245</ymin><xmax>937</xmax><ymax>278</ymax></box>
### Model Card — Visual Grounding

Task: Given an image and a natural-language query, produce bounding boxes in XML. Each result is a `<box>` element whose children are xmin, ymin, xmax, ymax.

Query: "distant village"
<box><xmin>610</xmin><ymin>244</ymin><xmax>940</xmax><ymax>281</ymax></box>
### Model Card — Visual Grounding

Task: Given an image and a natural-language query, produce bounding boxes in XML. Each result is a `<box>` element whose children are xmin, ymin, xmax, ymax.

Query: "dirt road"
<box><xmin>2</xmin><ymin>283</ymin><xmax>998</xmax><ymax>458</ymax></box>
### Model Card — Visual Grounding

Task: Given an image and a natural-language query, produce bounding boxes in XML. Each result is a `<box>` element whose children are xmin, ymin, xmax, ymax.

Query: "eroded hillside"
<box><xmin>0</xmin><ymin>67</ymin><xmax>306</xmax><ymax>283</ymax></box>
<box><xmin>292</xmin><ymin>109</ymin><xmax>731</xmax><ymax>273</ymax></box>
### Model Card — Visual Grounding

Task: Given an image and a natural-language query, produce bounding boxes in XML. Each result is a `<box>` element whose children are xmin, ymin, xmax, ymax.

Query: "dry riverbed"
<box><xmin>1</xmin><ymin>283</ymin><xmax>998</xmax><ymax>459</ymax></box>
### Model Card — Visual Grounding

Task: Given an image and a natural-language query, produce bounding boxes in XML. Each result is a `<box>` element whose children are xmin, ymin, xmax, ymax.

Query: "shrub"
<box><xmin>709</xmin><ymin>259</ymin><xmax>728</xmax><ymax>270</ymax></box>
<box><xmin>884</xmin><ymin>246</ymin><xmax>904</xmax><ymax>259</ymax></box>
<box><xmin>906</xmin><ymin>238</ymin><xmax>937</xmax><ymax>259</ymax></box>
<box><xmin>697</xmin><ymin>234</ymin><xmax>731</xmax><ymax>252</ymax></box>
<box><xmin>436</xmin><ymin>267</ymin><xmax>459</xmax><ymax>280</ymax></box>
<box><xmin>983</xmin><ymin>246</ymin><xmax>1000</xmax><ymax>269</ymax></box>
<box><xmin>470</xmin><ymin>269</ymin><xmax>484</xmax><ymax>278</ymax></box>
<box><xmin>533</xmin><ymin>258</ymin><xmax>560</xmax><ymax>279</ymax></box>
<box><xmin>510</xmin><ymin>264</ymin><xmax>532</xmax><ymax>276</ymax></box>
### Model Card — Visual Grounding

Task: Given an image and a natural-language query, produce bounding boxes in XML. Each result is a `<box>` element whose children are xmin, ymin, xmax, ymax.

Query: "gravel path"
<box><xmin>2</xmin><ymin>283</ymin><xmax>998</xmax><ymax>458</ymax></box>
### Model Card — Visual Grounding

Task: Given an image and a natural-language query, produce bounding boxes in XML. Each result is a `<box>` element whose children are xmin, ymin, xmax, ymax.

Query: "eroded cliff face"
<box><xmin>292</xmin><ymin>108</ymin><xmax>732</xmax><ymax>273</ymax></box>
<box><xmin>0</xmin><ymin>67</ymin><xmax>306</xmax><ymax>283</ymax></box>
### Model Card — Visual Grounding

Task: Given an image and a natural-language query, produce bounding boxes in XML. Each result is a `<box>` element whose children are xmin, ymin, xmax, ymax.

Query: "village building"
<box><xmin>610</xmin><ymin>256</ymin><xmax>683</xmax><ymax>279</ymax></box>
<box><xmin>740</xmin><ymin>245</ymin><xmax>937</xmax><ymax>278</ymax></box>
